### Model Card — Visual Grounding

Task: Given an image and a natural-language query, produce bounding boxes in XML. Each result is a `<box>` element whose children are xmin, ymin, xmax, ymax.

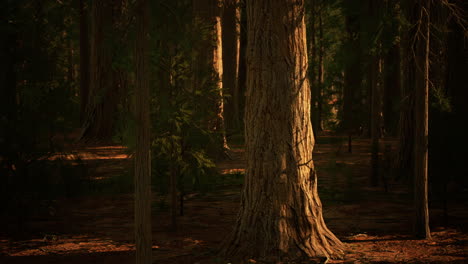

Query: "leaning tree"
<box><xmin>221</xmin><ymin>0</ymin><xmax>344</xmax><ymax>262</ymax></box>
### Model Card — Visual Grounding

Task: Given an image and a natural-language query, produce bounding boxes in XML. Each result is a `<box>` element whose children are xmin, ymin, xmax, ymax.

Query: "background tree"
<box><xmin>81</xmin><ymin>0</ymin><xmax>129</xmax><ymax>141</ymax></box>
<box><xmin>222</xmin><ymin>0</ymin><xmax>344</xmax><ymax>261</ymax></box>
<box><xmin>192</xmin><ymin>0</ymin><xmax>228</xmax><ymax>150</ymax></box>
<box><xmin>134</xmin><ymin>0</ymin><xmax>152</xmax><ymax>262</ymax></box>
<box><xmin>412</xmin><ymin>0</ymin><xmax>431</xmax><ymax>239</ymax></box>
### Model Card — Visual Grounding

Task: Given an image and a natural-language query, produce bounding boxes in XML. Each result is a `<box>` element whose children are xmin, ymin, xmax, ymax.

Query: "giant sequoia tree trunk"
<box><xmin>134</xmin><ymin>0</ymin><xmax>152</xmax><ymax>262</ymax></box>
<box><xmin>413</xmin><ymin>0</ymin><xmax>431</xmax><ymax>239</ymax></box>
<box><xmin>221</xmin><ymin>0</ymin><xmax>344</xmax><ymax>261</ymax></box>
<box><xmin>81</xmin><ymin>0</ymin><xmax>115</xmax><ymax>141</ymax></box>
<box><xmin>81</xmin><ymin>0</ymin><xmax>128</xmax><ymax>142</ymax></box>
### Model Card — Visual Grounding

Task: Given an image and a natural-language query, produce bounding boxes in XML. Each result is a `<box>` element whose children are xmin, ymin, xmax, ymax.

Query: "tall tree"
<box><xmin>193</xmin><ymin>0</ymin><xmax>228</xmax><ymax>149</ymax></box>
<box><xmin>80</xmin><ymin>0</ymin><xmax>128</xmax><ymax>141</ymax></box>
<box><xmin>412</xmin><ymin>0</ymin><xmax>431</xmax><ymax>239</ymax></box>
<box><xmin>396</xmin><ymin>1</ymin><xmax>416</xmax><ymax>181</ymax></box>
<box><xmin>222</xmin><ymin>0</ymin><xmax>344</xmax><ymax>261</ymax></box>
<box><xmin>222</xmin><ymin>0</ymin><xmax>241</xmax><ymax>131</ymax></box>
<box><xmin>362</xmin><ymin>0</ymin><xmax>383</xmax><ymax>186</ymax></box>
<box><xmin>134</xmin><ymin>0</ymin><xmax>152</xmax><ymax>262</ymax></box>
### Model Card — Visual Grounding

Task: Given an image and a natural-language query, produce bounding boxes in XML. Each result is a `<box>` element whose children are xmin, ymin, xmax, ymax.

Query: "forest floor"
<box><xmin>1</xmin><ymin>133</ymin><xmax>467</xmax><ymax>263</ymax></box>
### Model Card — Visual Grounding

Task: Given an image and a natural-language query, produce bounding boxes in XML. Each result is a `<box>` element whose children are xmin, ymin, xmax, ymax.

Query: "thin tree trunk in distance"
<box><xmin>397</xmin><ymin>1</ymin><xmax>416</xmax><ymax>181</ymax></box>
<box><xmin>134</xmin><ymin>0</ymin><xmax>152</xmax><ymax>262</ymax></box>
<box><xmin>413</xmin><ymin>0</ymin><xmax>431</xmax><ymax>239</ymax></box>
<box><xmin>370</xmin><ymin>55</ymin><xmax>380</xmax><ymax>187</ymax></box>
<box><xmin>222</xmin><ymin>0</ymin><xmax>240</xmax><ymax>131</ymax></box>
<box><xmin>79</xmin><ymin>0</ymin><xmax>90</xmax><ymax>124</ymax></box>
<box><xmin>364</xmin><ymin>0</ymin><xmax>382</xmax><ymax>186</ymax></box>
<box><xmin>221</xmin><ymin>0</ymin><xmax>344</xmax><ymax>261</ymax></box>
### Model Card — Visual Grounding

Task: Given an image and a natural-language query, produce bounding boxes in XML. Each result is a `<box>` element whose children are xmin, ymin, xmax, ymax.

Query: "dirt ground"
<box><xmin>1</xmin><ymin>134</ymin><xmax>467</xmax><ymax>263</ymax></box>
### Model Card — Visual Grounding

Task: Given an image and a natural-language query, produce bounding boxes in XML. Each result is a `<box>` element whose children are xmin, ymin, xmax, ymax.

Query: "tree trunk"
<box><xmin>396</xmin><ymin>1</ymin><xmax>416</xmax><ymax>181</ymax></box>
<box><xmin>222</xmin><ymin>0</ymin><xmax>241</xmax><ymax>131</ymax></box>
<box><xmin>81</xmin><ymin>0</ymin><xmax>127</xmax><ymax>142</ymax></box>
<box><xmin>370</xmin><ymin>55</ymin><xmax>380</xmax><ymax>187</ymax></box>
<box><xmin>221</xmin><ymin>0</ymin><xmax>344</xmax><ymax>261</ymax></box>
<box><xmin>193</xmin><ymin>0</ymin><xmax>228</xmax><ymax>150</ymax></box>
<box><xmin>79</xmin><ymin>0</ymin><xmax>90</xmax><ymax>124</ymax></box>
<box><xmin>134</xmin><ymin>0</ymin><xmax>152</xmax><ymax>262</ymax></box>
<box><xmin>413</xmin><ymin>0</ymin><xmax>431</xmax><ymax>239</ymax></box>
<box><xmin>81</xmin><ymin>0</ymin><xmax>116</xmax><ymax>141</ymax></box>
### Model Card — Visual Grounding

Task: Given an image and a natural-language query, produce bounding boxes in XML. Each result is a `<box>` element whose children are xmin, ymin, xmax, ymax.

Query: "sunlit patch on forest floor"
<box><xmin>1</xmin><ymin>134</ymin><xmax>467</xmax><ymax>263</ymax></box>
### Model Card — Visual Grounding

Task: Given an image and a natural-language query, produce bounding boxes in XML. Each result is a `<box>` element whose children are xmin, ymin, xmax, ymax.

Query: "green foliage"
<box><xmin>1</xmin><ymin>0</ymin><xmax>81</xmax><ymax>217</ymax></box>
<box><xmin>150</xmin><ymin>0</ymin><xmax>221</xmax><ymax>195</ymax></box>
<box><xmin>114</xmin><ymin>0</ymin><xmax>222</xmax><ymax>196</ymax></box>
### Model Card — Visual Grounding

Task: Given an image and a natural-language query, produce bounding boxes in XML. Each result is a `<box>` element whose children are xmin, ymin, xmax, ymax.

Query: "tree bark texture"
<box><xmin>134</xmin><ymin>0</ymin><xmax>152</xmax><ymax>263</ymax></box>
<box><xmin>222</xmin><ymin>0</ymin><xmax>241</xmax><ymax>131</ymax></box>
<box><xmin>413</xmin><ymin>0</ymin><xmax>431</xmax><ymax>239</ymax></box>
<box><xmin>222</xmin><ymin>0</ymin><xmax>344</xmax><ymax>261</ymax></box>
<box><xmin>81</xmin><ymin>0</ymin><xmax>128</xmax><ymax>141</ymax></box>
<box><xmin>193</xmin><ymin>0</ymin><xmax>228</xmax><ymax>149</ymax></box>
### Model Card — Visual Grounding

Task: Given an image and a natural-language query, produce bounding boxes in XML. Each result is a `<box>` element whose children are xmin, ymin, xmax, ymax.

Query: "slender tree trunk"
<box><xmin>193</xmin><ymin>0</ymin><xmax>228</xmax><ymax>150</ymax></box>
<box><xmin>413</xmin><ymin>0</ymin><xmax>431</xmax><ymax>239</ymax></box>
<box><xmin>222</xmin><ymin>0</ymin><xmax>241</xmax><ymax>131</ymax></box>
<box><xmin>134</xmin><ymin>0</ymin><xmax>152</xmax><ymax>262</ymax></box>
<box><xmin>67</xmin><ymin>38</ymin><xmax>74</xmax><ymax>83</ymax></box>
<box><xmin>370</xmin><ymin>55</ymin><xmax>380</xmax><ymax>187</ymax></box>
<box><xmin>79</xmin><ymin>0</ymin><xmax>90</xmax><ymax>124</ymax></box>
<box><xmin>221</xmin><ymin>0</ymin><xmax>344</xmax><ymax>261</ymax></box>
<box><xmin>397</xmin><ymin>0</ymin><xmax>416</xmax><ymax>181</ymax></box>
<box><xmin>363</xmin><ymin>0</ymin><xmax>383</xmax><ymax>186</ymax></box>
